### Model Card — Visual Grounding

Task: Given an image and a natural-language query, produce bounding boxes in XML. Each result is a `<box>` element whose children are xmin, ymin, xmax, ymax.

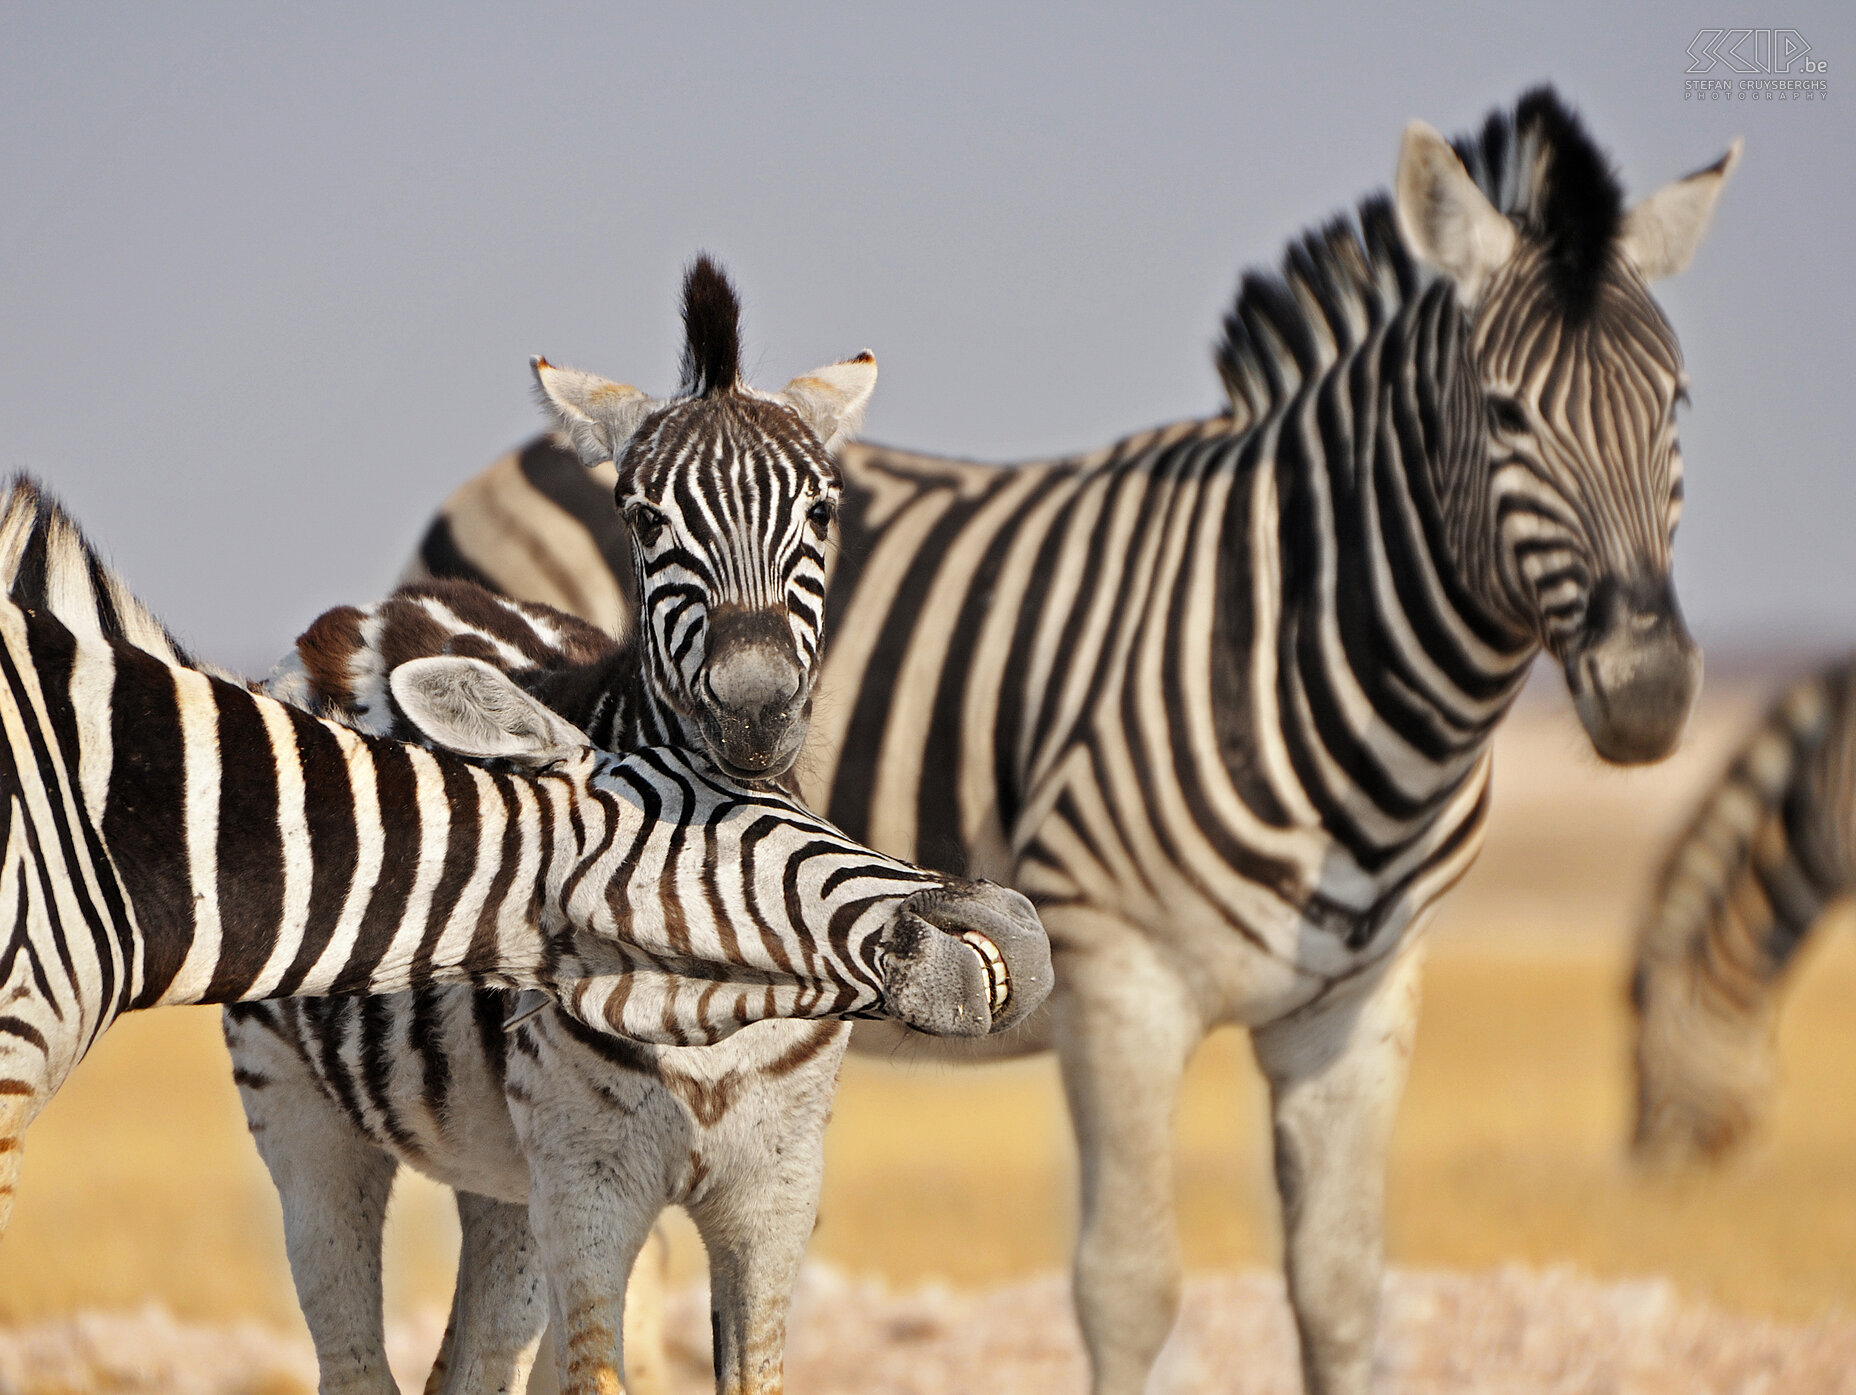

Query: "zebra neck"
<box><xmin>68</xmin><ymin>638</ymin><xmax>580</xmax><ymax>1011</ymax></box>
<box><xmin>516</xmin><ymin>645</ymin><xmax>694</xmax><ymax>753</ymax></box>
<box><xmin>1220</xmin><ymin>280</ymin><xmax>1537</xmax><ymax>854</ymax></box>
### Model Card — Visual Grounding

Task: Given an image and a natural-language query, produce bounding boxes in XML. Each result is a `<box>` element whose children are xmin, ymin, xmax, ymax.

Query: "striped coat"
<box><xmin>0</xmin><ymin>478</ymin><xmax>1047</xmax><ymax>1257</ymax></box>
<box><xmin>234</xmin><ymin>580</ymin><xmax>1049</xmax><ymax>1395</ymax></box>
<box><xmin>403</xmin><ymin>91</ymin><xmax>1738</xmax><ymax>1395</ymax></box>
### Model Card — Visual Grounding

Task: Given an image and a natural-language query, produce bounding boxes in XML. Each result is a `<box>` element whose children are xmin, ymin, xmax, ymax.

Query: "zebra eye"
<box><xmin>806</xmin><ymin>500</ymin><xmax>836</xmax><ymax>537</ymax></box>
<box><xmin>1487</xmin><ymin>395</ymin><xmax>1531</xmax><ymax>436</ymax></box>
<box><xmin>629</xmin><ymin>504</ymin><xmax>668</xmax><ymax>547</ymax></box>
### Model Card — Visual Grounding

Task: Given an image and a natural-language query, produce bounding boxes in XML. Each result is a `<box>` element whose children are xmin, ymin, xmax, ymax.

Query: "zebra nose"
<box><xmin>699</xmin><ymin>606</ymin><xmax>809</xmax><ymax>776</ymax></box>
<box><xmin>704</xmin><ymin>607</ymin><xmax>803</xmax><ymax>711</ymax></box>
<box><xmin>1568</xmin><ymin>575</ymin><xmax>1701</xmax><ymax>765</ymax></box>
<box><xmin>706</xmin><ymin>643</ymin><xmax>801</xmax><ymax>713</ymax></box>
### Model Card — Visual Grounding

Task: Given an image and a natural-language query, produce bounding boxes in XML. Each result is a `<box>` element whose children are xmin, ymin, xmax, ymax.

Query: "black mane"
<box><xmin>679</xmin><ymin>254</ymin><xmax>743</xmax><ymax>398</ymax></box>
<box><xmin>1452</xmin><ymin>86</ymin><xmax>1623</xmax><ymax>321</ymax></box>
<box><xmin>1215</xmin><ymin>86</ymin><xmax>1626</xmax><ymax>421</ymax></box>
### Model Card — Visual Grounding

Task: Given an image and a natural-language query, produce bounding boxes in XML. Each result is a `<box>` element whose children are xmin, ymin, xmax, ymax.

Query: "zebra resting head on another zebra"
<box><xmin>1630</xmin><ymin>658</ymin><xmax>1856</xmax><ymax>1165</ymax></box>
<box><xmin>529</xmin><ymin>255</ymin><xmax>876</xmax><ymax>783</ymax></box>
<box><xmin>0</xmin><ymin>476</ymin><xmax>1049</xmax><ymax>1242</ymax></box>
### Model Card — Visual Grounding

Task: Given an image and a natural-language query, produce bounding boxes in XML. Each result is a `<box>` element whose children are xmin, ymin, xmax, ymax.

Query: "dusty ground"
<box><xmin>4</xmin><ymin>1264</ymin><xmax>1856</xmax><ymax>1394</ymax></box>
<box><xmin>0</xmin><ymin>678</ymin><xmax>1852</xmax><ymax>1388</ymax></box>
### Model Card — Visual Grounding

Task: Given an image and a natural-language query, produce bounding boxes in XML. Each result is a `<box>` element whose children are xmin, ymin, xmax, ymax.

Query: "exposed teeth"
<box><xmin>959</xmin><ymin>930</ymin><xmax>1010</xmax><ymax>1017</ymax></box>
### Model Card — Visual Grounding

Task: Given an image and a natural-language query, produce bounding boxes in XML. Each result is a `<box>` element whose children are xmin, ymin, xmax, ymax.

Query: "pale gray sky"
<box><xmin>1</xmin><ymin>2</ymin><xmax>1848</xmax><ymax>674</ymax></box>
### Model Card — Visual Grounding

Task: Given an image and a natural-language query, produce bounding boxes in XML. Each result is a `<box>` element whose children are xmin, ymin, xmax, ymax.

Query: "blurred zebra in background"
<box><xmin>404</xmin><ymin>90</ymin><xmax>1739</xmax><ymax>1395</ymax></box>
<box><xmin>1632</xmin><ymin>657</ymin><xmax>1855</xmax><ymax>1164</ymax></box>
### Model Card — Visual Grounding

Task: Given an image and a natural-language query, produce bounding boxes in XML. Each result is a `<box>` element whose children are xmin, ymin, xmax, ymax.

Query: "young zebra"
<box><xmin>1631</xmin><ymin>657</ymin><xmax>1856</xmax><ymax>1165</ymax></box>
<box><xmin>232</xmin><ymin>262</ymin><xmax>1049</xmax><ymax>1395</ymax></box>
<box><xmin>406</xmin><ymin>90</ymin><xmax>1737</xmax><ymax>1395</ymax></box>
<box><xmin>0</xmin><ymin>477</ymin><xmax>1047</xmax><ymax>1266</ymax></box>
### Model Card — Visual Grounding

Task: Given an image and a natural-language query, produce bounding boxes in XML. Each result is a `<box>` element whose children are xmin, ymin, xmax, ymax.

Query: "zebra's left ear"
<box><xmin>391</xmin><ymin>656</ymin><xmax>588</xmax><ymax>769</ymax></box>
<box><xmin>1619</xmin><ymin>140</ymin><xmax>1743</xmax><ymax>282</ymax></box>
<box><xmin>1393</xmin><ymin>120</ymin><xmax>1517</xmax><ymax>305</ymax></box>
<box><xmin>773</xmin><ymin>351</ymin><xmax>877</xmax><ymax>447</ymax></box>
<box><xmin>531</xmin><ymin>357</ymin><xmax>657</xmax><ymax>467</ymax></box>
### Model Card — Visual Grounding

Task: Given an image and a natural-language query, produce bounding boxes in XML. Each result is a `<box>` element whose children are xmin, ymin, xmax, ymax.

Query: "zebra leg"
<box><xmin>426</xmin><ymin>1191</ymin><xmax>549</xmax><ymax>1395</ymax></box>
<box><xmin>511</xmin><ymin>1028</ymin><xmax>681</xmax><ymax>1395</ymax></box>
<box><xmin>683</xmin><ymin>1031</ymin><xmax>841</xmax><ymax>1395</ymax></box>
<box><xmin>620</xmin><ymin>1226</ymin><xmax>672</xmax><ymax>1395</ymax></box>
<box><xmin>224</xmin><ymin>1005</ymin><xmax>400</xmax><ymax>1395</ymax></box>
<box><xmin>1054</xmin><ymin>922</ymin><xmax>1205</xmax><ymax>1395</ymax></box>
<box><xmin>0</xmin><ymin>1081</ymin><xmax>38</xmax><ymax>1237</ymax></box>
<box><xmin>0</xmin><ymin>1035</ymin><xmax>54</xmax><ymax>1237</ymax></box>
<box><xmin>1250</xmin><ymin>943</ymin><xmax>1424</xmax><ymax>1395</ymax></box>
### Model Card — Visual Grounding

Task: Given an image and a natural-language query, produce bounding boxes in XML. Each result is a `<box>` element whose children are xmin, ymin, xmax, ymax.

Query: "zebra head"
<box><xmin>1394</xmin><ymin>90</ymin><xmax>1738</xmax><ymax>764</ymax></box>
<box><xmin>390</xmin><ymin>655</ymin><xmax>1053</xmax><ymax>1040</ymax></box>
<box><xmin>530</xmin><ymin>257</ymin><xmax>877</xmax><ymax>781</ymax></box>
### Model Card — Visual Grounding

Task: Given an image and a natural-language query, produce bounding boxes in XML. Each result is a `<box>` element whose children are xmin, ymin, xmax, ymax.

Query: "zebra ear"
<box><xmin>391</xmin><ymin>656</ymin><xmax>588</xmax><ymax>769</ymax></box>
<box><xmin>1393</xmin><ymin>120</ymin><xmax>1517</xmax><ymax>305</ymax></box>
<box><xmin>531</xmin><ymin>357</ymin><xmax>657</xmax><ymax>467</ymax></box>
<box><xmin>1619</xmin><ymin>140</ymin><xmax>1742</xmax><ymax>282</ymax></box>
<box><xmin>773</xmin><ymin>351</ymin><xmax>877</xmax><ymax>446</ymax></box>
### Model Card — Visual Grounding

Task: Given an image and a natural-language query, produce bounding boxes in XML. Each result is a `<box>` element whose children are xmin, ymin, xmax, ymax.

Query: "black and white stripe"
<box><xmin>417</xmin><ymin>255</ymin><xmax>878</xmax><ymax>786</ymax></box>
<box><xmin>404</xmin><ymin>91</ymin><xmax>1738</xmax><ymax>1395</ymax></box>
<box><xmin>0</xmin><ymin>476</ymin><xmax>1046</xmax><ymax>1252</ymax></box>
<box><xmin>1631</xmin><ymin>657</ymin><xmax>1856</xmax><ymax>1164</ymax></box>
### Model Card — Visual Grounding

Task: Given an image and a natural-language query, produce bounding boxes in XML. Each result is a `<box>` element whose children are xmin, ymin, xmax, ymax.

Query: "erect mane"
<box><xmin>1451</xmin><ymin>86</ymin><xmax>1624</xmax><ymax>321</ymax></box>
<box><xmin>1214</xmin><ymin>85</ymin><xmax>1625</xmax><ymax>424</ymax></box>
<box><xmin>678</xmin><ymin>254</ymin><xmax>743</xmax><ymax>398</ymax></box>
<box><xmin>0</xmin><ymin>473</ymin><xmax>221</xmax><ymax>676</ymax></box>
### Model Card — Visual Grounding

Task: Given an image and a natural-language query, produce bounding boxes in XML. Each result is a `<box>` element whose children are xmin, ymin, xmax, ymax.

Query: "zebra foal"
<box><xmin>1631</xmin><ymin>656</ymin><xmax>1856</xmax><ymax>1164</ymax></box>
<box><xmin>232</xmin><ymin>259</ymin><xmax>1049</xmax><ymax>1395</ymax></box>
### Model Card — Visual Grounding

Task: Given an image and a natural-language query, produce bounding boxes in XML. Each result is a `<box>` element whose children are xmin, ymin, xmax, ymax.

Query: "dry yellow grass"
<box><xmin>1</xmin><ymin>686</ymin><xmax>1851</xmax><ymax>1345</ymax></box>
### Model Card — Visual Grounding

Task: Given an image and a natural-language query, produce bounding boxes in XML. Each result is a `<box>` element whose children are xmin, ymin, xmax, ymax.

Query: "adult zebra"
<box><xmin>407</xmin><ymin>90</ymin><xmax>1738</xmax><ymax>1394</ymax></box>
<box><xmin>0</xmin><ymin>478</ymin><xmax>1049</xmax><ymax>1258</ymax></box>
<box><xmin>1631</xmin><ymin>656</ymin><xmax>1855</xmax><ymax>1166</ymax></box>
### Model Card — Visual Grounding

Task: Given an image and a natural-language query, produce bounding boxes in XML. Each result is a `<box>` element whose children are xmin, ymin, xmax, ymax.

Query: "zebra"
<box><xmin>1631</xmin><ymin>656</ymin><xmax>1855</xmax><ymax>1166</ymax></box>
<box><xmin>404</xmin><ymin>89</ymin><xmax>1738</xmax><ymax>1395</ymax></box>
<box><xmin>0</xmin><ymin>476</ymin><xmax>1049</xmax><ymax>1274</ymax></box>
<box><xmin>230</xmin><ymin>260</ymin><xmax>1051</xmax><ymax>1395</ymax></box>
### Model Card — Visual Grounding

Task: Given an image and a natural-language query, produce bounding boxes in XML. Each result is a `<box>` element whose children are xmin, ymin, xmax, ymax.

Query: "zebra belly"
<box><xmin>271</xmin><ymin>990</ymin><xmax>535</xmax><ymax>1204</ymax></box>
<box><xmin>254</xmin><ymin>995</ymin><xmax>852</xmax><ymax>1217</ymax></box>
<box><xmin>503</xmin><ymin>1017</ymin><xmax>850</xmax><ymax>1215</ymax></box>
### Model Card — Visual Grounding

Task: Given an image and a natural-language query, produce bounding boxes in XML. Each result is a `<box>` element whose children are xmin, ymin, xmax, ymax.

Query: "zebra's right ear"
<box><xmin>391</xmin><ymin>656</ymin><xmax>588</xmax><ymax>769</ymax></box>
<box><xmin>531</xmin><ymin>357</ymin><xmax>657</xmax><ymax>467</ymax></box>
<box><xmin>1393</xmin><ymin>120</ymin><xmax>1517</xmax><ymax>306</ymax></box>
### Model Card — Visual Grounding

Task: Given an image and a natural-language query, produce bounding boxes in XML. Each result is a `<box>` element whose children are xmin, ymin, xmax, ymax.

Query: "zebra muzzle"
<box><xmin>877</xmin><ymin>882</ymin><xmax>1053</xmax><ymax>1037</ymax></box>
<box><xmin>1566</xmin><ymin>576</ymin><xmax>1701</xmax><ymax>765</ymax></box>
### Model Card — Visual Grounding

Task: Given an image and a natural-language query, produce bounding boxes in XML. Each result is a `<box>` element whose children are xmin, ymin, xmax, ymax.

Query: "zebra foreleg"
<box><xmin>427</xmin><ymin>1191</ymin><xmax>549</xmax><ymax>1395</ymax></box>
<box><xmin>1053</xmin><ymin>921</ymin><xmax>1205</xmax><ymax>1395</ymax></box>
<box><xmin>0</xmin><ymin>1028</ymin><xmax>54</xmax><ymax>1238</ymax></box>
<box><xmin>682</xmin><ymin>1032</ymin><xmax>841</xmax><ymax>1395</ymax></box>
<box><xmin>1250</xmin><ymin>943</ymin><xmax>1424</xmax><ymax>1395</ymax></box>
<box><xmin>0</xmin><ymin>1082</ymin><xmax>37</xmax><ymax>1237</ymax></box>
<box><xmin>514</xmin><ymin>1051</ymin><xmax>683</xmax><ymax>1395</ymax></box>
<box><xmin>225</xmin><ymin>1005</ymin><xmax>401</xmax><ymax>1395</ymax></box>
